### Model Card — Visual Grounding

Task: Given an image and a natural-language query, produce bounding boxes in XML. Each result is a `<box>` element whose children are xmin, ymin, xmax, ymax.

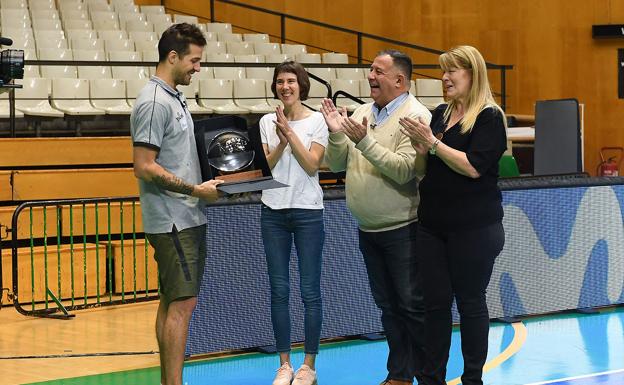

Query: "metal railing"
<box><xmin>5</xmin><ymin>197</ymin><xmax>158</xmax><ymax>318</ymax></box>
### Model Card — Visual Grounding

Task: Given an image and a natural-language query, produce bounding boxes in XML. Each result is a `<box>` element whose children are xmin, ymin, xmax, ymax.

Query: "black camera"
<box><xmin>0</xmin><ymin>37</ymin><xmax>24</xmax><ymax>86</ymax></box>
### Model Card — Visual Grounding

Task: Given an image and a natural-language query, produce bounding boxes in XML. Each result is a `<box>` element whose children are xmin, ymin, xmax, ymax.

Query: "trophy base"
<box><xmin>217</xmin><ymin>169</ymin><xmax>264</xmax><ymax>183</ymax></box>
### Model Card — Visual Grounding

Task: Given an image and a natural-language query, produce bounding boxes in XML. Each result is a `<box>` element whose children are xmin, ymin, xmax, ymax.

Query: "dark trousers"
<box><xmin>359</xmin><ymin>221</ymin><xmax>425</xmax><ymax>383</ymax></box>
<box><xmin>418</xmin><ymin>222</ymin><xmax>505</xmax><ymax>385</ymax></box>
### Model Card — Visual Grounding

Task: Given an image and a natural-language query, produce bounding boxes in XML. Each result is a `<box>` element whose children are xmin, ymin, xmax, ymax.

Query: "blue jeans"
<box><xmin>261</xmin><ymin>205</ymin><xmax>324</xmax><ymax>354</ymax></box>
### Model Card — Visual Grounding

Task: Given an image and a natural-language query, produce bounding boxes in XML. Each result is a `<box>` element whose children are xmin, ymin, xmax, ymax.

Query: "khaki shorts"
<box><xmin>146</xmin><ymin>224</ymin><xmax>206</xmax><ymax>304</ymax></box>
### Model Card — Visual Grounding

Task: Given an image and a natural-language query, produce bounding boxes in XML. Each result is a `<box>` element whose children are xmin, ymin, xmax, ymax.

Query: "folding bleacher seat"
<box><xmin>86</xmin><ymin>2</ymin><xmax>113</xmax><ymax>12</ymax></box>
<box><xmin>322</xmin><ymin>52</ymin><xmax>349</xmax><ymax>64</ymax></box>
<box><xmin>71</xmin><ymin>38</ymin><xmax>104</xmax><ymax>51</ymax></box>
<box><xmin>198</xmin><ymin>78</ymin><xmax>248</xmax><ymax>114</ymax></box>
<box><xmin>15</xmin><ymin>78</ymin><xmax>64</xmax><ymax>117</ymax></box>
<box><xmin>90</xmin><ymin>11</ymin><xmax>118</xmax><ymax>25</ymax></box>
<box><xmin>104</xmin><ymin>38</ymin><xmax>135</xmax><ymax>52</ymax></box>
<box><xmin>33</xmin><ymin>29</ymin><xmax>64</xmax><ymax>40</ymax></box>
<box><xmin>336</xmin><ymin>67</ymin><xmax>367</xmax><ymax>80</ymax></box>
<box><xmin>265</xmin><ymin>81</ymin><xmax>282</xmax><ymax>109</ymax></box>
<box><xmin>201</xmin><ymin>31</ymin><xmax>217</xmax><ymax>42</ymax></box>
<box><xmin>218</xmin><ymin>33</ymin><xmax>243</xmax><ymax>42</ymax></box>
<box><xmin>89</xmin><ymin>78</ymin><xmax>132</xmax><ymax>114</ymax></box>
<box><xmin>226</xmin><ymin>42</ymin><xmax>254</xmax><ymax>55</ymax></box>
<box><xmin>204</xmin><ymin>22</ymin><xmax>231</xmax><ymax>33</ymax></box>
<box><xmin>295</xmin><ymin>53</ymin><xmax>321</xmax><ymax>64</ymax></box>
<box><xmin>92</xmin><ymin>19</ymin><xmax>120</xmax><ymax>30</ymax></box>
<box><xmin>22</xmin><ymin>49</ymin><xmax>40</xmax><ymax>78</ymax></box>
<box><xmin>108</xmin><ymin>51</ymin><xmax>149</xmax><ymax>79</ymax></box>
<box><xmin>414</xmin><ymin>78</ymin><xmax>445</xmax><ymax>109</ymax></box>
<box><xmin>129</xmin><ymin>31</ymin><xmax>158</xmax><ymax>42</ymax></box>
<box><xmin>118</xmin><ymin>12</ymin><xmax>146</xmax><ymax>24</ymax></box>
<box><xmin>307</xmin><ymin>67</ymin><xmax>335</xmax><ymax>82</ymax></box>
<box><xmin>281</xmin><ymin>44</ymin><xmax>306</xmax><ymax>55</ymax></box>
<box><xmin>74</xmin><ymin>49</ymin><xmax>111</xmax><ymax>79</ymax></box>
<box><xmin>36</xmin><ymin>37</ymin><xmax>68</xmax><ymax>50</ymax></box>
<box><xmin>358</xmin><ymin>79</ymin><xmax>373</xmax><ymax>103</ymax></box>
<box><xmin>173</xmin><ymin>14</ymin><xmax>198</xmax><ymax>24</ymax></box>
<box><xmin>243</xmin><ymin>33</ymin><xmax>269</xmax><ymax>43</ymax></box>
<box><xmin>30</xmin><ymin>9</ymin><xmax>59</xmax><ymax>20</ymax></box>
<box><xmin>125</xmin><ymin>20</ymin><xmax>154</xmax><ymax>33</ymax></box>
<box><xmin>140</xmin><ymin>5</ymin><xmax>165</xmax><ymax>14</ymax></box>
<box><xmin>204</xmin><ymin>52</ymin><xmax>234</xmax><ymax>63</ymax></box>
<box><xmin>213</xmin><ymin>66</ymin><xmax>245</xmax><ymax>80</ymax></box>
<box><xmin>409</xmin><ymin>80</ymin><xmax>416</xmax><ymax>96</ymax></box>
<box><xmin>112</xmin><ymin>3</ymin><xmax>138</xmax><ymax>13</ymax></box>
<box><xmin>141</xmin><ymin>50</ymin><xmax>158</xmax><ymax>77</ymax></box>
<box><xmin>51</xmin><ymin>78</ymin><xmax>105</xmax><ymax>115</ymax></box>
<box><xmin>253</xmin><ymin>42</ymin><xmax>281</xmax><ymax>56</ymax></box>
<box><xmin>63</xmin><ymin>20</ymin><xmax>93</xmax><ymax>30</ymax></box>
<box><xmin>0</xmin><ymin>93</ymin><xmax>25</xmax><ymax>118</ymax></box>
<box><xmin>265</xmin><ymin>53</ymin><xmax>292</xmax><ymax>63</ymax></box>
<box><xmin>233</xmin><ymin>79</ymin><xmax>273</xmax><ymax>114</ymax></box>
<box><xmin>39</xmin><ymin>48</ymin><xmax>77</xmax><ymax>78</ymax></box>
<box><xmin>0</xmin><ymin>18</ymin><xmax>31</xmax><ymax>29</ymax></box>
<box><xmin>1</xmin><ymin>8</ymin><xmax>30</xmax><ymax>21</ymax></box>
<box><xmin>61</xmin><ymin>9</ymin><xmax>89</xmax><ymax>20</ymax></box>
<box><xmin>153</xmin><ymin>21</ymin><xmax>173</xmax><ymax>36</ymax></box>
<box><xmin>1</xmin><ymin>27</ymin><xmax>34</xmax><ymax>40</ymax></box>
<box><xmin>65</xmin><ymin>29</ymin><xmax>98</xmax><ymax>40</ymax></box>
<box><xmin>305</xmin><ymin>81</ymin><xmax>329</xmax><ymax>110</ymax></box>
<box><xmin>8</xmin><ymin>35</ymin><xmax>36</xmax><ymax>50</ymax></box>
<box><xmin>28</xmin><ymin>0</ymin><xmax>56</xmax><ymax>10</ymax></box>
<box><xmin>145</xmin><ymin>13</ymin><xmax>171</xmax><ymax>25</ymax></box>
<box><xmin>195</xmin><ymin>67</ymin><xmax>214</xmax><ymax>80</ymax></box>
<box><xmin>331</xmin><ymin>79</ymin><xmax>361</xmax><ymax>112</ymax></box>
<box><xmin>234</xmin><ymin>54</ymin><xmax>265</xmax><ymax>63</ymax></box>
<box><xmin>203</xmin><ymin>42</ymin><xmax>227</xmax><ymax>56</ymax></box>
<box><xmin>1</xmin><ymin>0</ymin><xmax>27</xmax><ymax>9</ymax></box>
<box><xmin>246</xmin><ymin>66</ymin><xmax>273</xmax><ymax>82</ymax></box>
<box><xmin>134</xmin><ymin>40</ymin><xmax>158</xmax><ymax>52</ymax></box>
<box><xmin>98</xmin><ymin>30</ymin><xmax>128</xmax><ymax>40</ymax></box>
<box><xmin>58</xmin><ymin>1</ymin><xmax>85</xmax><ymax>13</ymax></box>
<box><xmin>125</xmin><ymin>77</ymin><xmax>149</xmax><ymax>107</ymax></box>
<box><xmin>177</xmin><ymin>80</ymin><xmax>212</xmax><ymax>114</ymax></box>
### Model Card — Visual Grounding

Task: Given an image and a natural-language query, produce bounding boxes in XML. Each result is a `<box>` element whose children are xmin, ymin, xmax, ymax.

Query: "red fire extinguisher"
<box><xmin>597</xmin><ymin>147</ymin><xmax>623</xmax><ymax>176</ymax></box>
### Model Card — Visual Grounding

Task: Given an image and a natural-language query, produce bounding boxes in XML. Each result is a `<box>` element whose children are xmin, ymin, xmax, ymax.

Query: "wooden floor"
<box><xmin>0</xmin><ymin>301</ymin><xmax>160</xmax><ymax>385</ymax></box>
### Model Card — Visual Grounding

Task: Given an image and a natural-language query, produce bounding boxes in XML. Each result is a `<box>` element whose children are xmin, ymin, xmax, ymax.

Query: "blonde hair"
<box><xmin>439</xmin><ymin>45</ymin><xmax>506</xmax><ymax>134</ymax></box>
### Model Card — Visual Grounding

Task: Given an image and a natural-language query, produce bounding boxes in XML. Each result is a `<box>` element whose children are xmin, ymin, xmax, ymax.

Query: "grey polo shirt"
<box><xmin>130</xmin><ymin>76</ymin><xmax>206</xmax><ymax>234</ymax></box>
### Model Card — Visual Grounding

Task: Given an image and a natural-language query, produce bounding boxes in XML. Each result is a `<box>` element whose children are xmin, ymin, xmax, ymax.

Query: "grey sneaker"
<box><xmin>272</xmin><ymin>362</ymin><xmax>294</xmax><ymax>385</ymax></box>
<box><xmin>292</xmin><ymin>364</ymin><xmax>317</xmax><ymax>385</ymax></box>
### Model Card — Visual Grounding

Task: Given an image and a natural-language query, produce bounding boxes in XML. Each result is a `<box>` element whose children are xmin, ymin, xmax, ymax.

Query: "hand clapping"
<box><xmin>273</xmin><ymin>105</ymin><xmax>290</xmax><ymax>144</ymax></box>
<box><xmin>399</xmin><ymin>116</ymin><xmax>435</xmax><ymax>155</ymax></box>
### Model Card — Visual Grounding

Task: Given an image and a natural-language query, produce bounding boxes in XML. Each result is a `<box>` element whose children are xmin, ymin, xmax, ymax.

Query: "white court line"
<box><xmin>523</xmin><ymin>368</ymin><xmax>624</xmax><ymax>385</ymax></box>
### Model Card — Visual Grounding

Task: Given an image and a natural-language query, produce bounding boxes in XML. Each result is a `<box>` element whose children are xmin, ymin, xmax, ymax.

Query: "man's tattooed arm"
<box><xmin>152</xmin><ymin>173</ymin><xmax>195</xmax><ymax>196</ymax></box>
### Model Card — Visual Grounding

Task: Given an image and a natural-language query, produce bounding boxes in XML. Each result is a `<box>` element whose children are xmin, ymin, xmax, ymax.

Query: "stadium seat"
<box><xmin>36</xmin><ymin>37</ymin><xmax>68</xmax><ymax>50</ymax></box>
<box><xmin>265</xmin><ymin>81</ymin><xmax>282</xmax><ymax>109</ymax></box>
<box><xmin>358</xmin><ymin>79</ymin><xmax>373</xmax><ymax>103</ymax></box>
<box><xmin>307</xmin><ymin>67</ymin><xmax>335</xmax><ymax>82</ymax></box>
<box><xmin>305</xmin><ymin>81</ymin><xmax>329</xmax><ymax>110</ymax></box>
<box><xmin>39</xmin><ymin>48</ymin><xmax>77</xmax><ymax>78</ymax></box>
<box><xmin>322</xmin><ymin>52</ymin><xmax>349</xmax><ymax>64</ymax></box>
<box><xmin>140</xmin><ymin>5</ymin><xmax>165</xmax><ymax>14</ymax></box>
<box><xmin>22</xmin><ymin>49</ymin><xmax>40</xmax><ymax>78</ymax></box>
<box><xmin>298</xmin><ymin>53</ymin><xmax>323</xmax><ymax>65</ymax></box>
<box><xmin>30</xmin><ymin>9</ymin><xmax>59</xmax><ymax>20</ymax></box>
<box><xmin>98</xmin><ymin>30</ymin><xmax>128</xmax><ymax>40</ymax></box>
<box><xmin>204</xmin><ymin>22</ymin><xmax>232</xmax><ymax>33</ymax></box>
<box><xmin>108</xmin><ymin>51</ymin><xmax>149</xmax><ymax>79</ymax></box>
<box><xmin>213</xmin><ymin>66</ymin><xmax>245</xmax><ymax>80</ymax></box>
<box><xmin>253</xmin><ymin>42</ymin><xmax>281</xmax><ymax>56</ymax></box>
<box><xmin>0</xmin><ymin>0</ymin><xmax>27</xmax><ymax>9</ymax></box>
<box><xmin>60</xmin><ymin>9</ymin><xmax>89</xmax><ymax>20</ymax></box>
<box><xmin>125</xmin><ymin>20</ymin><xmax>154</xmax><ymax>32</ymax></box>
<box><xmin>104</xmin><ymin>38</ymin><xmax>135</xmax><ymax>52</ymax></box>
<box><xmin>198</xmin><ymin>78</ymin><xmax>249</xmax><ymax>114</ymax></box>
<box><xmin>32</xmin><ymin>18</ymin><xmax>62</xmax><ymax>30</ymax></box>
<box><xmin>118</xmin><ymin>12</ymin><xmax>146</xmax><ymax>24</ymax></box>
<box><xmin>173</xmin><ymin>14</ymin><xmax>198</xmax><ymax>24</ymax></box>
<box><xmin>336</xmin><ymin>67</ymin><xmax>366</xmax><ymax>80</ymax></box>
<box><xmin>15</xmin><ymin>78</ymin><xmax>64</xmax><ymax>118</ymax></box>
<box><xmin>125</xmin><ymin>78</ymin><xmax>149</xmax><ymax>107</ymax></box>
<box><xmin>226</xmin><ymin>42</ymin><xmax>254</xmax><ymax>55</ymax></box>
<box><xmin>331</xmin><ymin>79</ymin><xmax>361</xmax><ymax>112</ymax></box>
<box><xmin>265</xmin><ymin>53</ymin><xmax>292</xmax><ymax>63</ymax></box>
<box><xmin>177</xmin><ymin>80</ymin><xmax>212</xmax><ymax>114</ymax></box>
<box><xmin>134</xmin><ymin>40</ymin><xmax>158</xmax><ymax>52</ymax></box>
<box><xmin>218</xmin><ymin>33</ymin><xmax>243</xmax><ymax>43</ymax></box>
<box><xmin>242</xmin><ymin>34</ymin><xmax>268</xmax><ymax>43</ymax></box>
<box><xmin>0</xmin><ymin>93</ymin><xmax>25</xmax><ymax>118</ymax></box>
<box><xmin>153</xmin><ymin>21</ymin><xmax>173</xmax><ymax>36</ymax></box>
<box><xmin>145</xmin><ymin>13</ymin><xmax>171</xmax><ymax>25</ymax></box>
<box><xmin>51</xmin><ymin>78</ymin><xmax>105</xmax><ymax>115</ymax></box>
<box><xmin>128</xmin><ymin>31</ymin><xmax>158</xmax><ymax>42</ymax></box>
<box><xmin>71</xmin><ymin>38</ymin><xmax>104</xmax><ymax>50</ymax></box>
<box><xmin>414</xmin><ymin>78</ymin><xmax>445</xmax><ymax>109</ymax></box>
<box><xmin>195</xmin><ymin>67</ymin><xmax>214</xmax><ymax>80</ymax></box>
<box><xmin>233</xmin><ymin>79</ymin><xmax>273</xmax><ymax>114</ymax></box>
<box><xmin>74</xmin><ymin>49</ymin><xmax>111</xmax><ymax>79</ymax></box>
<box><xmin>281</xmin><ymin>44</ymin><xmax>307</xmax><ymax>55</ymax></box>
<box><xmin>234</xmin><ymin>54</ymin><xmax>265</xmax><ymax>63</ymax></box>
<box><xmin>89</xmin><ymin>79</ymin><xmax>132</xmax><ymax>115</ymax></box>
<box><xmin>246</xmin><ymin>67</ymin><xmax>273</xmax><ymax>82</ymax></box>
<box><xmin>63</xmin><ymin>19</ymin><xmax>93</xmax><ymax>30</ymax></box>
<box><xmin>65</xmin><ymin>29</ymin><xmax>97</xmax><ymax>40</ymax></box>
<box><xmin>92</xmin><ymin>18</ymin><xmax>120</xmax><ymax>30</ymax></box>
<box><xmin>203</xmin><ymin>41</ymin><xmax>227</xmax><ymax>55</ymax></box>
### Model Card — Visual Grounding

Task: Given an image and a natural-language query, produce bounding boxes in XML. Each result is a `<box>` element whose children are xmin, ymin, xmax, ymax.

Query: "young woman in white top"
<box><xmin>259</xmin><ymin>61</ymin><xmax>328</xmax><ymax>385</ymax></box>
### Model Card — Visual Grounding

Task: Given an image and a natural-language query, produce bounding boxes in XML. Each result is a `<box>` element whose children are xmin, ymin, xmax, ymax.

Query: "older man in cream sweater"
<box><xmin>321</xmin><ymin>49</ymin><xmax>431</xmax><ymax>385</ymax></box>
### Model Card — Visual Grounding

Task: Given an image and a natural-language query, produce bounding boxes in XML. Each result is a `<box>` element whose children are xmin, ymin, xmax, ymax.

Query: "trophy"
<box><xmin>195</xmin><ymin>115</ymin><xmax>287</xmax><ymax>194</ymax></box>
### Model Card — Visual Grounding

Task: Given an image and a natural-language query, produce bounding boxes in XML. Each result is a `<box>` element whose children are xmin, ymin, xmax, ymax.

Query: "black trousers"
<box><xmin>418</xmin><ymin>222</ymin><xmax>505</xmax><ymax>385</ymax></box>
<box><xmin>359</xmin><ymin>221</ymin><xmax>425</xmax><ymax>383</ymax></box>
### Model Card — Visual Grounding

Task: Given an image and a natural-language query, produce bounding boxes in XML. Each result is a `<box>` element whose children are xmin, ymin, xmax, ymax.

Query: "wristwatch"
<box><xmin>429</xmin><ymin>139</ymin><xmax>440</xmax><ymax>155</ymax></box>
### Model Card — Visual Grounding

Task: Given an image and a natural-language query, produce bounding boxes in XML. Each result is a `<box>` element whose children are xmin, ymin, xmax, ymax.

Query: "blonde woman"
<box><xmin>399</xmin><ymin>46</ymin><xmax>507</xmax><ymax>385</ymax></box>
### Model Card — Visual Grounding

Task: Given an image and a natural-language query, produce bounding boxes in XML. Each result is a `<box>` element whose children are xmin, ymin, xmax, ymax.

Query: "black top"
<box><xmin>418</xmin><ymin>104</ymin><xmax>508</xmax><ymax>231</ymax></box>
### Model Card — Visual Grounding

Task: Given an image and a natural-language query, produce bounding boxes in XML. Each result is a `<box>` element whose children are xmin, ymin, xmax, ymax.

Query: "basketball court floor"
<box><xmin>6</xmin><ymin>305</ymin><xmax>622</xmax><ymax>385</ymax></box>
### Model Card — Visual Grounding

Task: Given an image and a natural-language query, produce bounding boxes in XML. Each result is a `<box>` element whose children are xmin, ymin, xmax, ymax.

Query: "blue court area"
<box><xmin>30</xmin><ymin>307</ymin><xmax>624</xmax><ymax>385</ymax></box>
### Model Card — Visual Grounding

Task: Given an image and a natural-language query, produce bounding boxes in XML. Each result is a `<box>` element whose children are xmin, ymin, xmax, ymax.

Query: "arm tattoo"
<box><xmin>152</xmin><ymin>173</ymin><xmax>194</xmax><ymax>195</ymax></box>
